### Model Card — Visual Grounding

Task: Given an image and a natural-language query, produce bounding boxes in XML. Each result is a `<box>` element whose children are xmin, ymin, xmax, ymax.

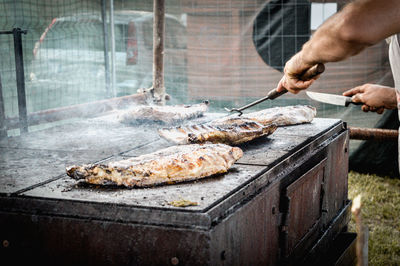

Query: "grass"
<box><xmin>348</xmin><ymin>171</ymin><xmax>400</xmax><ymax>265</ymax></box>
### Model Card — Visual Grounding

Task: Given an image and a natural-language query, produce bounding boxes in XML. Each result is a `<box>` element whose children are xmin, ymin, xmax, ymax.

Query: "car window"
<box><xmin>41</xmin><ymin>20</ymin><xmax>105</xmax><ymax>51</ymax></box>
<box><xmin>114</xmin><ymin>24</ymin><xmax>126</xmax><ymax>52</ymax></box>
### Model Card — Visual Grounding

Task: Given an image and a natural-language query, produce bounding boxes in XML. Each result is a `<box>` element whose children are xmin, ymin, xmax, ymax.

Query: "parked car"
<box><xmin>27</xmin><ymin>11</ymin><xmax>187</xmax><ymax>108</ymax></box>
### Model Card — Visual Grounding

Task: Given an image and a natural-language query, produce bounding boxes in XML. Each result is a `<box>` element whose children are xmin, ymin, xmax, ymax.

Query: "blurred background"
<box><xmin>0</xmin><ymin>0</ymin><xmax>398</xmax><ymax>176</ymax></box>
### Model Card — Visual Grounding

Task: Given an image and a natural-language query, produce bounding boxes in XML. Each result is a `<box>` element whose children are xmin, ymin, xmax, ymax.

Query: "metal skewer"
<box><xmin>224</xmin><ymin>89</ymin><xmax>287</xmax><ymax>116</ymax></box>
<box><xmin>225</xmin><ymin>63</ymin><xmax>325</xmax><ymax>115</ymax></box>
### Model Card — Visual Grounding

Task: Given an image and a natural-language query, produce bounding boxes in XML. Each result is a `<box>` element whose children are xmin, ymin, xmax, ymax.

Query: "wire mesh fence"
<box><xmin>0</xmin><ymin>0</ymin><xmax>395</xmax><ymax>135</ymax></box>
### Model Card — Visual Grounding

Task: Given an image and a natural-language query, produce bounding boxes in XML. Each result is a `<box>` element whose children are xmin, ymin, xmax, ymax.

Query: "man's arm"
<box><xmin>277</xmin><ymin>0</ymin><xmax>400</xmax><ymax>93</ymax></box>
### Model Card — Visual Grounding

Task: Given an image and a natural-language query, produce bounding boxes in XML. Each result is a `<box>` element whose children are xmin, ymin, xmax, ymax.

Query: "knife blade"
<box><xmin>306</xmin><ymin>91</ymin><xmax>363</xmax><ymax>107</ymax></box>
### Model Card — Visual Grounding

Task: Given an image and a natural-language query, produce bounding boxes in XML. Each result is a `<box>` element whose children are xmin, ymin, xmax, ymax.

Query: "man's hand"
<box><xmin>276</xmin><ymin>0</ymin><xmax>400</xmax><ymax>94</ymax></box>
<box><xmin>276</xmin><ymin>53</ymin><xmax>322</xmax><ymax>94</ymax></box>
<box><xmin>343</xmin><ymin>84</ymin><xmax>397</xmax><ymax>114</ymax></box>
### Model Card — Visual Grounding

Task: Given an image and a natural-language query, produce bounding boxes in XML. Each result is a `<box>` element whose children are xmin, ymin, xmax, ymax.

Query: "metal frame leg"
<box><xmin>13</xmin><ymin>28</ymin><xmax>28</xmax><ymax>134</ymax></box>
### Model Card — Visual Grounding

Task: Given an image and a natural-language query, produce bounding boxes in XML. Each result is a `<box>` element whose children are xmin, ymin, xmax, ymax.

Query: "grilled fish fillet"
<box><xmin>158</xmin><ymin>105</ymin><xmax>314</xmax><ymax>145</ymax></box>
<box><xmin>66</xmin><ymin>144</ymin><xmax>243</xmax><ymax>187</ymax></box>
<box><xmin>118</xmin><ymin>102</ymin><xmax>209</xmax><ymax>124</ymax></box>
<box><xmin>158</xmin><ymin>118</ymin><xmax>277</xmax><ymax>145</ymax></box>
<box><xmin>214</xmin><ymin>105</ymin><xmax>316</xmax><ymax>127</ymax></box>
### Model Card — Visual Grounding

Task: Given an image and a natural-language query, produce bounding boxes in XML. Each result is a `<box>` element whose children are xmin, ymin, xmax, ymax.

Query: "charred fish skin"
<box><xmin>158</xmin><ymin>105</ymin><xmax>314</xmax><ymax>145</ymax></box>
<box><xmin>158</xmin><ymin>119</ymin><xmax>277</xmax><ymax>145</ymax></box>
<box><xmin>187</xmin><ymin>123</ymin><xmax>277</xmax><ymax>145</ymax></box>
<box><xmin>66</xmin><ymin>144</ymin><xmax>243</xmax><ymax>188</ymax></box>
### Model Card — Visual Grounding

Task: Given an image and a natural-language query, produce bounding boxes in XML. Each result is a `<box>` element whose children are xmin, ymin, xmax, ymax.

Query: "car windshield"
<box><xmin>41</xmin><ymin>20</ymin><xmax>105</xmax><ymax>51</ymax></box>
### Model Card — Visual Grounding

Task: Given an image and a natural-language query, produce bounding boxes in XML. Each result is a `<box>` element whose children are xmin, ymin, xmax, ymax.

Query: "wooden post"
<box><xmin>152</xmin><ymin>0</ymin><xmax>166</xmax><ymax>104</ymax></box>
<box><xmin>100</xmin><ymin>0</ymin><xmax>111</xmax><ymax>97</ymax></box>
<box><xmin>349</xmin><ymin>127</ymin><xmax>398</xmax><ymax>141</ymax></box>
<box><xmin>351</xmin><ymin>195</ymin><xmax>368</xmax><ymax>266</ymax></box>
<box><xmin>109</xmin><ymin>0</ymin><xmax>116</xmax><ymax>97</ymax></box>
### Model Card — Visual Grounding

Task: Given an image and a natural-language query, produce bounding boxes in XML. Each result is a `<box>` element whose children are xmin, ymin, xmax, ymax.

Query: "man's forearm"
<box><xmin>300</xmin><ymin>0</ymin><xmax>400</xmax><ymax>66</ymax></box>
<box><xmin>300</xmin><ymin>20</ymin><xmax>367</xmax><ymax>65</ymax></box>
<box><xmin>277</xmin><ymin>0</ymin><xmax>400</xmax><ymax>93</ymax></box>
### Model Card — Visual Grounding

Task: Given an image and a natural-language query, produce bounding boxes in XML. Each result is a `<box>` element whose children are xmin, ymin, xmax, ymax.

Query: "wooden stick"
<box><xmin>349</xmin><ymin>126</ymin><xmax>398</xmax><ymax>141</ymax></box>
<box><xmin>351</xmin><ymin>195</ymin><xmax>368</xmax><ymax>266</ymax></box>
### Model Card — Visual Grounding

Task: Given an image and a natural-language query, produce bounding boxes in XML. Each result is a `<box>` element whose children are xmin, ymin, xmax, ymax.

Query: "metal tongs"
<box><xmin>224</xmin><ymin>63</ymin><xmax>325</xmax><ymax>115</ymax></box>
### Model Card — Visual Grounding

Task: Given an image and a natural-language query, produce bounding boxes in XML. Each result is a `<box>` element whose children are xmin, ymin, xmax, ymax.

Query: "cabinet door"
<box><xmin>280</xmin><ymin>158</ymin><xmax>326</xmax><ymax>259</ymax></box>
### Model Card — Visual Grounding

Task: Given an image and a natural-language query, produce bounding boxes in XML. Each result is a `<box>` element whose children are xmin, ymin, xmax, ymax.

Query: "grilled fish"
<box><xmin>213</xmin><ymin>105</ymin><xmax>316</xmax><ymax>127</ymax></box>
<box><xmin>118</xmin><ymin>102</ymin><xmax>209</xmax><ymax>124</ymax></box>
<box><xmin>159</xmin><ymin>118</ymin><xmax>277</xmax><ymax>145</ymax></box>
<box><xmin>66</xmin><ymin>144</ymin><xmax>243</xmax><ymax>187</ymax></box>
<box><xmin>158</xmin><ymin>105</ymin><xmax>315</xmax><ymax>145</ymax></box>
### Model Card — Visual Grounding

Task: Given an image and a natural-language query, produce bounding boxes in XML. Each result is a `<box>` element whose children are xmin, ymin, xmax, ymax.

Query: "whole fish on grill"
<box><xmin>118</xmin><ymin>101</ymin><xmax>209</xmax><ymax>125</ymax></box>
<box><xmin>66</xmin><ymin>143</ymin><xmax>243</xmax><ymax>188</ymax></box>
<box><xmin>158</xmin><ymin>105</ymin><xmax>315</xmax><ymax>145</ymax></box>
<box><xmin>158</xmin><ymin>118</ymin><xmax>277</xmax><ymax>145</ymax></box>
<box><xmin>213</xmin><ymin>105</ymin><xmax>316</xmax><ymax>127</ymax></box>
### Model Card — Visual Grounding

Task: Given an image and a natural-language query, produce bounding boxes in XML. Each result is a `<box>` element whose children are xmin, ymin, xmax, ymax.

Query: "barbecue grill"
<box><xmin>0</xmin><ymin>111</ymin><xmax>354</xmax><ymax>265</ymax></box>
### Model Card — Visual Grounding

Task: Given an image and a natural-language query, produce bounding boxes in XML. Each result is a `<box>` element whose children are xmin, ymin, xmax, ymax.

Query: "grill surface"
<box><xmin>0</xmin><ymin>112</ymin><xmax>350</xmax><ymax>265</ymax></box>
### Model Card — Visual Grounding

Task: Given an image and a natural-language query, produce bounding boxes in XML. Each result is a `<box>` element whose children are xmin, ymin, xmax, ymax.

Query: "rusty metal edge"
<box><xmin>0</xmin><ymin>195</ymin><xmax>212</xmax><ymax>230</ymax></box>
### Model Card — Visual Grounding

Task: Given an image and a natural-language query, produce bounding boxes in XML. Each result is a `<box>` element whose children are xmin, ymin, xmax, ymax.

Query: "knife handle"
<box><xmin>300</xmin><ymin>63</ymin><xmax>325</xmax><ymax>80</ymax></box>
<box><xmin>267</xmin><ymin>88</ymin><xmax>288</xmax><ymax>99</ymax></box>
<box><xmin>345</xmin><ymin>97</ymin><xmax>364</xmax><ymax>107</ymax></box>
